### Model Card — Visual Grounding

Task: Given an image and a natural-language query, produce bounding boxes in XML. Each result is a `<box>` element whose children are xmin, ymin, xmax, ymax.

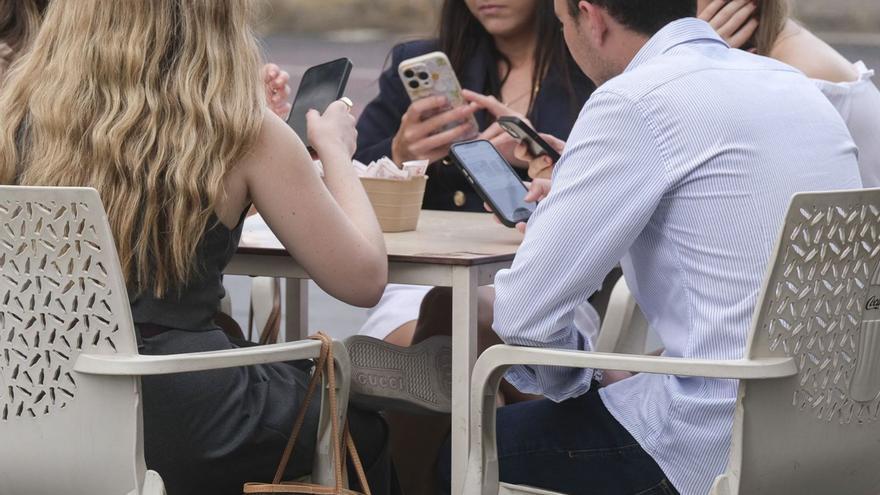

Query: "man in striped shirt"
<box><xmin>458</xmin><ymin>1</ymin><xmax>862</xmax><ymax>494</ymax></box>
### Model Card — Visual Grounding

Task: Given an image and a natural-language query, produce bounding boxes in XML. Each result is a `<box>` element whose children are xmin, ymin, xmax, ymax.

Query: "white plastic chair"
<box><xmin>0</xmin><ymin>186</ymin><xmax>350</xmax><ymax>495</ymax></box>
<box><xmin>464</xmin><ymin>189</ymin><xmax>880</xmax><ymax>495</ymax></box>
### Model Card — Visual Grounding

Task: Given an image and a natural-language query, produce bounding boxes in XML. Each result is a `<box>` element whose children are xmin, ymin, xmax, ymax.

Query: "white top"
<box><xmin>814</xmin><ymin>62</ymin><xmax>880</xmax><ymax>188</ymax></box>
<box><xmin>492</xmin><ymin>19</ymin><xmax>861</xmax><ymax>495</ymax></box>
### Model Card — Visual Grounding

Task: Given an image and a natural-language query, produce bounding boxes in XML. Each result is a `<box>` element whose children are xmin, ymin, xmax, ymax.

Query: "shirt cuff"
<box><xmin>502</xmin><ymin>328</ymin><xmax>595</xmax><ymax>402</ymax></box>
<box><xmin>504</xmin><ymin>365</ymin><xmax>594</xmax><ymax>402</ymax></box>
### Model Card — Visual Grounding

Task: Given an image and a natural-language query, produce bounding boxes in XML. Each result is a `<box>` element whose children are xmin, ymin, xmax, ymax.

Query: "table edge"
<box><xmin>235</xmin><ymin>246</ymin><xmax>516</xmax><ymax>266</ymax></box>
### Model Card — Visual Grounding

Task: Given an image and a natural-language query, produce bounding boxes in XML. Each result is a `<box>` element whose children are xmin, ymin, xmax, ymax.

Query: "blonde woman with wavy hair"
<box><xmin>699</xmin><ymin>0</ymin><xmax>880</xmax><ymax>187</ymax></box>
<box><xmin>0</xmin><ymin>0</ymin><xmax>293</xmax><ymax>116</ymax></box>
<box><xmin>0</xmin><ymin>0</ymin><xmax>394</xmax><ymax>493</ymax></box>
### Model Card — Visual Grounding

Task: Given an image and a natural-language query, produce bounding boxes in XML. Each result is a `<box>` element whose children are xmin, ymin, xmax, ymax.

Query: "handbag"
<box><xmin>244</xmin><ymin>333</ymin><xmax>371</xmax><ymax>495</ymax></box>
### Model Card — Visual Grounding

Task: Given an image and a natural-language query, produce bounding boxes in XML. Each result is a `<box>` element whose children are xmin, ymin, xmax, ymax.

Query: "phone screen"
<box><xmin>287</xmin><ymin>58</ymin><xmax>352</xmax><ymax>148</ymax></box>
<box><xmin>451</xmin><ymin>140</ymin><xmax>536</xmax><ymax>226</ymax></box>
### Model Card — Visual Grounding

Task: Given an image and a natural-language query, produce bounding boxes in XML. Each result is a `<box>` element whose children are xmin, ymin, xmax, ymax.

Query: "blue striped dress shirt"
<box><xmin>493</xmin><ymin>19</ymin><xmax>861</xmax><ymax>494</ymax></box>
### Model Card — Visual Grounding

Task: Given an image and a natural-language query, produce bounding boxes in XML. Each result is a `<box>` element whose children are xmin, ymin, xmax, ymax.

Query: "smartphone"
<box><xmin>398</xmin><ymin>51</ymin><xmax>478</xmax><ymax>138</ymax></box>
<box><xmin>498</xmin><ymin>116</ymin><xmax>561</xmax><ymax>163</ymax></box>
<box><xmin>287</xmin><ymin>58</ymin><xmax>353</xmax><ymax>149</ymax></box>
<box><xmin>449</xmin><ymin>140</ymin><xmax>536</xmax><ymax>228</ymax></box>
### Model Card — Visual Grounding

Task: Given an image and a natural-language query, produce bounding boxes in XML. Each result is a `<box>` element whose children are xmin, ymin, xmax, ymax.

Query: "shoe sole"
<box><xmin>345</xmin><ymin>335</ymin><xmax>452</xmax><ymax>415</ymax></box>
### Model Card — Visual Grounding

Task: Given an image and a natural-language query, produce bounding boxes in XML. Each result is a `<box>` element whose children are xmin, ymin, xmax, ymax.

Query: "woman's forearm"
<box><xmin>320</xmin><ymin>148</ymin><xmax>387</xmax><ymax>255</ymax></box>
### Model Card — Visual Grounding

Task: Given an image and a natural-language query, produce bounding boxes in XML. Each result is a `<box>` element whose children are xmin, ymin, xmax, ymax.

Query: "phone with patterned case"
<box><xmin>398</xmin><ymin>51</ymin><xmax>478</xmax><ymax>139</ymax></box>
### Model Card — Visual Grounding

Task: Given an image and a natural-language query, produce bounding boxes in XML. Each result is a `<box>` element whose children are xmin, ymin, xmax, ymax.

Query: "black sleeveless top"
<box><xmin>129</xmin><ymin>211</ymin><xmax>247</xmax><ymax>331</ymax></box>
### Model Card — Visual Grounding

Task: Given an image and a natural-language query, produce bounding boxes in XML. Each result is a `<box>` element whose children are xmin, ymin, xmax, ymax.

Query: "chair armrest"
<box><xmin>76</xmin><ymin>338</ymin><xmax>351</xmax><ymax>488</ymax></box>
<box><xmin>475</xmin><ymin>345</ymin><xmax>796</xmax><ymax>382</ymax></box>
<box><xmin>74</xmin><ymin>339</ymin><xmax>326</xmax><ymax>376</ymax></box>
<box><xmin>462</xmin><ymin>345</ymin><xmax>797</xmax><ymax>495</ymax></box>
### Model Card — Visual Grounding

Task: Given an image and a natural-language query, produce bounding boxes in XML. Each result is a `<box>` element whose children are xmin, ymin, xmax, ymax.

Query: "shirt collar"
<box><xmin>625</xmin><ymin>18</ymin><xmax>729</xmax><ymax>74</ymax></box>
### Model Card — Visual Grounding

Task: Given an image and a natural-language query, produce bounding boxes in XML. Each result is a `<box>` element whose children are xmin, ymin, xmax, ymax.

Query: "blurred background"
<box><xmin>225</xmin><ymin>0</ymin><xmax>880</xmax><ymax>339</ymax></box>
<box><xmin>254</xmin><ymin>0</ymin><xmax>880</xmax><ymax>36</ymax></box>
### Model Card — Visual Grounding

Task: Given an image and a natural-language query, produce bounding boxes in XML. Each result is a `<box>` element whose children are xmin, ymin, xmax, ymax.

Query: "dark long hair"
<box><xmin>438</xmin><ymin>0</ymin><xmax>580</xmax><ymax>116</ymax></box>
<box><xmin>0</xmin><ymin>0</ymin><xmax>50</xmax><ymax>52</ymax></box>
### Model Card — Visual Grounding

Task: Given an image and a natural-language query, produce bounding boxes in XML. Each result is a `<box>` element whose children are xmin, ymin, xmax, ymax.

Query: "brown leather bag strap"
<box><xmin>344</xmin><ymin>422</ymin><xmax>371</xmax><ymax>495</ymax></box>
<box><xmin>271</xmin><ymin>333</ymin><xmax>335</xmax><ymax>485</ymax></box>
<box><xmin>243</xmin><ymin>332</ymin><xmax>370</xmax><ymax>495</ymax></box>
<box><xmin>323</xmin><ymin>333</ymin><xmax>345</xmax><ymax>491</ymax></box>
<box><xmin>244</xmin><ymin>483</ymin><xmax>364</xmax><ymax>494</ymax></box>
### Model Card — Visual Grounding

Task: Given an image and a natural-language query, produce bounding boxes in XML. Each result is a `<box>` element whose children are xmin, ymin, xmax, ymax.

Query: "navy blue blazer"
<box><xmin>355</xmin><ymin>39</ymin><xmax>595</xmax><ymax>212</ymax></box>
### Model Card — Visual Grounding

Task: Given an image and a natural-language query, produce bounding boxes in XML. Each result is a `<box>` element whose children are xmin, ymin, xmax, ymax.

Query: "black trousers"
<box><xmin>139</xmin><ymin>329</ymin><xmax>394</xmax><ymax>495</ymax></box>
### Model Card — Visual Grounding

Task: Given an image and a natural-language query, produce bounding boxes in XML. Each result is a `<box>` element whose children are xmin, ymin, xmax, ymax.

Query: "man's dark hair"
<box><xmin>567</xmin><ymin>0</ymin><xmax>697</xmax><ymax>36</ymax></box>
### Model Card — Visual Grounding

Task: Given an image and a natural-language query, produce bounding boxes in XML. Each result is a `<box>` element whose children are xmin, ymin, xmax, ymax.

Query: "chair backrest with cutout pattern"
<box><xmin>0</xmin><ymin>186</ymin><xmax>144</xmax><ymax>494</ymax></box>
<box><xmin>732</xmin><ymin>189</ymin><xmax>880</xmax><ymax>494</ymax></box>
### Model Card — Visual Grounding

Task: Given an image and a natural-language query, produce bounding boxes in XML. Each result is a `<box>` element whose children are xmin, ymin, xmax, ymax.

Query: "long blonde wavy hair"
<box><xmin>0</xmin><ymin>0</ymin><xmax>265</xmax><ymax>297</ymax></box>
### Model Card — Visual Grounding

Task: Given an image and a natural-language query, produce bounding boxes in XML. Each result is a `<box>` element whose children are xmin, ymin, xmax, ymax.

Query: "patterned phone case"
<box><xmin>398</xmin><ymin>51</ymin><xmax>478</xmax><ymax>137</ymax></box>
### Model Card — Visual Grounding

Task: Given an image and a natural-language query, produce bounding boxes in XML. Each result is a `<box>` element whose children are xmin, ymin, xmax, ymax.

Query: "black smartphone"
<box><xmin>449</xmin><ymin>140</ymin><xmax>536</xmax><ymax>228</ymax></box>
<box><xmin>497</xmin><ymin>116</ymin><xmax>561</xmax><ymax>163</ymax></box>
<box><xmin>286</xmin><ymin>58</ymin><xmax>353</xmax><ymax>149</ymax></box>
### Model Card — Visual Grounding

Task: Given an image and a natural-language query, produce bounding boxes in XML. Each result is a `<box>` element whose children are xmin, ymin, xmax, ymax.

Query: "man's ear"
<box><xmin>578</xmin><ymin>1</ymin><xmax>609</xmax><ymax>47</ymax></box>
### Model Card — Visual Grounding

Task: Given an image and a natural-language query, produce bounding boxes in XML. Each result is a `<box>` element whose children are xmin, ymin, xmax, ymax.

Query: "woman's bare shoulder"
<box><xmin>218</xmin><ymin>111</ymin><xmax>282</xmax><ymax>227</ymax></box>
<box><xmin>771</xmin><ymin>24</ymin><xmax>859</xmax><ymax>83</ymax></box>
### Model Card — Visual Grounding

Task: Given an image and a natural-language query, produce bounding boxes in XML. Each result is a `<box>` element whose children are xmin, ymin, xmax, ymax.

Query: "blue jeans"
<box><xmin>438</xmin><ymin>382</ymin><xmax>678</xmax><ymax>495</ymax></box>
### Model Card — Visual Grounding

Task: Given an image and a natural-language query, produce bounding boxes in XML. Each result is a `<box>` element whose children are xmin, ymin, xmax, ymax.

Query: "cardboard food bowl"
<box><xmin>360</xmin><ymin>175</ymin><xmax>428</xmax><ymax>232</ymax></box>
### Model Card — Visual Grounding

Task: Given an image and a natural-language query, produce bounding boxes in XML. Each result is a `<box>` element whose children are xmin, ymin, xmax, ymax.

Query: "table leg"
<box><xmin>285</xmin><ymin>278</ymin><xmax>309</xmax><ymax>341</ymax></box>
<box><xmin>451</xmin><ymin>265</ymin><xmax>479</xmax><ymax>494</ymax></box>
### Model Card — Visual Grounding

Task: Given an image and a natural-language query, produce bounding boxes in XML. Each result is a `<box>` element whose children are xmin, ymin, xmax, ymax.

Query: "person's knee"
<box><xmin>415</xmin><ymin>286</ymin><xmax>498</xmax><ymax>349</ymax></box>
<box><xmin>384</xmin><ymin>320</ymin><xmax>417</xmax><ymax>346</ymax></box>
<box><xmin>419</xmin><ymin>287</ymin><xmax>452</xmax><ymax>318</ymax></box>
<box><xmin>413</xmin><ymin>287</ymin><xmax>453</xmax><ymax>342</ymax></box>
<box><xmin>476</xmin><ymin>286</ymin><xmax>495</xmax><ymax>330</ymax></box>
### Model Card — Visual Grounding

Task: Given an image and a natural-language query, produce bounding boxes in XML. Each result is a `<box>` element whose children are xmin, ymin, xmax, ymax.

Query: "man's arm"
<box><xmin>493</xmin><ymin>91</ymin><xmax>671</xmax><ymax>401</ymax></box>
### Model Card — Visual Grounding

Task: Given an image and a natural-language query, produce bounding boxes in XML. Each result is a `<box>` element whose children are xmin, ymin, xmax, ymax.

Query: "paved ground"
<box><xmin>224</xmin><ymin>34</ymin><xmax>880</xmax><ymax>342</ymax></box>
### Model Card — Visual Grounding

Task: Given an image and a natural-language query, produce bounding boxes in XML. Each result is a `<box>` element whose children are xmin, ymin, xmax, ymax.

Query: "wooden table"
<box><xmin>226</xmin><ymin>210</ymin><xmax>523</xmax><ymax>493</ymax></box>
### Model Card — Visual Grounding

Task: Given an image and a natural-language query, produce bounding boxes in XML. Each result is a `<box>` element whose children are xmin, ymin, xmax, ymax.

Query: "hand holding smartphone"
<box><xmin>398</xmin><ymin>52</ymin><xmax>478</xmax><ymax>137</ymax></box>
<box><xmin>497</xmin><ymin>116</ymin><xmax>561</xmax><ymax>163</ymax></box>
<box><xmin>449</xmin><ymin>140</ymin><xmax>536</xmax><ymax>228</ymax></box>
<box><xmin>287</xmin><ymin>58</ymin><xmax>353</xmax><ymax>150</ymax></box>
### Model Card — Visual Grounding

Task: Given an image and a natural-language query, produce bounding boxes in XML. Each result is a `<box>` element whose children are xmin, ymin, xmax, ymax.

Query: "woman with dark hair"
<box><xmin>351</xmin><ymin>4</ymin><xmax>597</xmax><ymax>492</ymax></box>
<box><xmin>357</xmin><ymin>0</ymin><xmax>593</xmax><ymax>210</ymax></box>
<box><xmin>356</xmin><ymin>0</ymin><xmax>596</xmax><ymax>348</ymax></box>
